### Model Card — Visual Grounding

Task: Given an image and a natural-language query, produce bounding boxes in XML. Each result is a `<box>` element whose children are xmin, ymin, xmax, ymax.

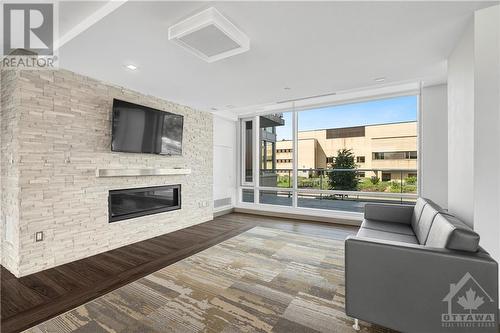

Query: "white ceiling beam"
<box><xmin>234</xmin><ymin>81</ymin><xmax>421</xmax><ymax>118</ymax></box>
<box><xmin>55</xmin><ymin>0</ymin><xmax>128</xmax><ymax>51</ymax></box>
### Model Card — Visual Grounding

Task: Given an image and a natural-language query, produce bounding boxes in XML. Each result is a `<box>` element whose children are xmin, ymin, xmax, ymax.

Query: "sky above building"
<box><xmin>275</xmin><ymin>95</ymin><xmax>418</xmax><ymax>141</ymax></box>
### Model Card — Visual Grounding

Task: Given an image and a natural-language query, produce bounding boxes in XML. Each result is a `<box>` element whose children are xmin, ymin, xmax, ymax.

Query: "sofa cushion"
<box><xmin>364</xmin><ymin>204</ymin><xmax>414</xmax><ymax>224</ymax></box>
<box><xmin>361</xmin><ymin>219</ymin><xmax>415</xmax><ymax>236</ymax></box>
<box><xmin>410</xmin><ymin>198</ymin><xmax>428</xmax><ymax>232</ymax></box>
<box><xmin>365</xmin><ymin>203</ymin><xmax>414</xmax><ymax>224</ymax></box>
<box><xmin>425</xmin><ymin>213</ymin><xmax>480</xmax><ymax>252</ymax></box>
<box><xmin>413</xmin><ymin>201</ymin><xmax>441</xmax><ymax>244</ymax></box>
<box><xmin>357</xmin><ymin>227</ymin><xmax>419</xmax><ymax>244</ymax></box>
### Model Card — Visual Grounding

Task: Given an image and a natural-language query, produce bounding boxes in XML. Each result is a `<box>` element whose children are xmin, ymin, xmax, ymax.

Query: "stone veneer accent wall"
<box><xmin>1</xmin><ymin>70</ymin><xmax>22</xmax><ymax>275</ymax></box>
<box><xmin>0</xmin><ymin>69</ymin><xmax>213</xmax><ymax>277</ymax></box>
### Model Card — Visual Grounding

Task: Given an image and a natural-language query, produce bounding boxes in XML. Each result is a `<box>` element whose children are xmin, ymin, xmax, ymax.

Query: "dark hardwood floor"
<box><xmin>0</xmin><ymin>213</ymin><xmax>357</xmax><ymax>333</ymax></box>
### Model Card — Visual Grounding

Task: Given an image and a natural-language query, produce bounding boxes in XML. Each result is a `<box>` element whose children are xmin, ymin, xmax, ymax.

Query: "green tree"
<box><xmin>328</xmin><ymin>149</ymin><xmax>358</xmax><ymax>191</ymax></box>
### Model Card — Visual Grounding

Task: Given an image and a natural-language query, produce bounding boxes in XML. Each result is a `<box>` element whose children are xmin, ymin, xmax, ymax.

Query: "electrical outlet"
<box><xmin>198</xmin><ymin>201</ymin><xmax>209</xmax><ymax>208</ymax></box>
<box><xmin>35</xmin><ymin>231</ymin><xmax>44</xmax><ymax>242</ymax></box>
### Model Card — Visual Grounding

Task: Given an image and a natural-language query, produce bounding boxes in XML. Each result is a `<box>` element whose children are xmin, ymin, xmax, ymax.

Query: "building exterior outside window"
<box><xmin>259</xmin><ymin>114</ymin><xmax>285</xmax><ymax>187</ymax></box>
<box><xmin>275</xmin><ymin>121</ymin><xmax>417</xmax><ymax>180</ymax></box>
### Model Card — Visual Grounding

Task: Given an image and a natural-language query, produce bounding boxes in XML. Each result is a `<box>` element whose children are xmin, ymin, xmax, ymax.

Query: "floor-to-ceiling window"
<box><xmin>241</xmin><ymin>119</ymin><xmax>255</xmax><ymax>203</ymax></box>
<box><xmin>239</xmin><ymin>94</ymin><xmax>419</xmax><ymax>215</ymax></box>
<box><xmin>259</xmin><ymin>112</ymin><xmax>293</xmax><ymax>206</ymax></box>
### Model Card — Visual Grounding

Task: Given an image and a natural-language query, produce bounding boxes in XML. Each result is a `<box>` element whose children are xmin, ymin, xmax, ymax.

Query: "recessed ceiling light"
<box><xmin>374</xmin><ymin>77</ymin><xmax>386</xmax><ymax>82</ymax></box>
<box><xmin>284</xmin><ymin>87</ymin><xmax>291</xmax><ymax>90</ymax></box>
<box><xmin>211</xmin><ymin>107</ymin><xmax>218</xmax><ymax>111</ymax></box>
<box><xmin>125</xmin><ymin>64</ymin><xmax>138</xmax><ymax>71</ymax></box>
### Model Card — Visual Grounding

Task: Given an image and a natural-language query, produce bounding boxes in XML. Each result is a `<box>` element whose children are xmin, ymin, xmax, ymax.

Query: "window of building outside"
<box><xmin>382</xmin><ymin>172</ymin><xmax>392</xmax><ymax>181</ymax></box>
<box><xmin>240</xmin><ymin>95</ymin><xmax>418</xmax><ymax>213</ymax></box>
<box><xmin>407</xmin><ymin>151</ymin><xmax>418</xmax><ymax>159</ymax></box>
<box><xmin>373</xmin><ymin>151</ymin><xmax>417</xmax><ymax>160</ymax></box>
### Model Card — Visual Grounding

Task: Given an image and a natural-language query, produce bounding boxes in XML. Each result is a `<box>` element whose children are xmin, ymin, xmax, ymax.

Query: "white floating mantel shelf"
<box><xmin>96</xmin><ymin>168</ymin><xmax>191</xmax><ymax>178</ymax></box>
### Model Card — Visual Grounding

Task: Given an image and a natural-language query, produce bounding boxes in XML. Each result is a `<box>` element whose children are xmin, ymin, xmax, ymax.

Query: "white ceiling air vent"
<box><xmin>168</xmin><ymin>7</ymin><xmax>250</xmax><ymax>63</ymax></box>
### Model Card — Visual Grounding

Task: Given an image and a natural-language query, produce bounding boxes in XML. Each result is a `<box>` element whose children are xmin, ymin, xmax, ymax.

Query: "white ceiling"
<box><xmin>58</xmin><ymin>1</ymin><xmax>497</xmax><ymax>113</ymax></box>
<box><xmin>59</xmin><ymin>1</ymin><xmax>110</xmax><ymax>37</ymax></box>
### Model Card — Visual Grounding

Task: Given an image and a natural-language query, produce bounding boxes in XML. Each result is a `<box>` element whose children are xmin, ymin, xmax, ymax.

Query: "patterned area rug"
<box><xmin>26</xmin><ymin>227</ymin><xmax>392</xmax><ymax>333</ymax></box>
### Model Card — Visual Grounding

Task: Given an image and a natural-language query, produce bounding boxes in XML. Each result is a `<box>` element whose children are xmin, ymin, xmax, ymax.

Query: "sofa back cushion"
<box><xmin>364</xmin><ymin>204</ymin><xmax>414</xmax><ymax>224</ymax></box>
<box><xmin>412</xmin><ymin>200</ymin><xmax>441</xmax><ymax>244</ymax></box>
<box><xmin>425</xmin><ymin>213</ymin><xmax>480</xmax><ymax>252</ymax></box>
<box><xmin>410</xmin><ymin>198</ymin><xmax>427</xmax><ymax>232</ymax></box>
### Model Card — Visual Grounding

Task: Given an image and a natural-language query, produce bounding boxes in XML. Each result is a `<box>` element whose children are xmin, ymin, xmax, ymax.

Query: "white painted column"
<box><xmin>447</xmin><ymin>19</ymin><xmax>475</xmax><ymax>227</ymax></box>
<box><xmin>253</xmin><ymin>115</ymin><xmax>260</xmax><ymax>203</ymax></box>
<box><xmin>473</xmin><ymin>4</ymin><xmax>500</xmax><ymax>301</ymax></box>
<box><xmin>420</xmin><ymin>84</ymin><xmax>448</xmax><ymax>208</ymax></box>
<box><xmin>292</xmin><ymin>105</ymin><xmax>298</xmax><ymax>207</ymax></box>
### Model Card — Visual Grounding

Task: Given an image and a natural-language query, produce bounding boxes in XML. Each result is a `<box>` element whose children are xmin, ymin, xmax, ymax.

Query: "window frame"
<box><xmin>237</xmin><ymin>92</ymin><xmax>421</xmax><ymax>217</ymax></box>
<box><xmin>240</xmin><ymin>118</ymin><xmax>255</xmax><ymax>187</ymax></box>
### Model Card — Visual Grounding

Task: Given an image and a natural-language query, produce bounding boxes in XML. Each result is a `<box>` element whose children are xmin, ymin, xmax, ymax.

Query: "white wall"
<box><xmin>447</xmin><ymin>4</ymin><xmax>500</xmax><ymax>301</ymax></box>
<box><xmin>213</xmin><ymin>115</ymin><xmax>237</xmax><ymax>211</ymax></box>
<box><xmin>473</xmin><ymin>4</ymin><xmax>500</xmax><ymax>292</ymax></box>
<box><xmin>420</xmin><ymin>84</ymin><xmax>448</xmax><ymax>208</ymax></box>
<box><xmin>447</xmin><ymin>20</ymin><xmax>475</xmax><ymax>227</ymax></box>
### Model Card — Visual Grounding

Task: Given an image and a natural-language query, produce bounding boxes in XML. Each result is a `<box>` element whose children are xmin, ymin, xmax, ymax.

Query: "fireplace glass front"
<box><xmin>109</xmin><ymin>184</ymin><xmax>180</xmax><ymax>222</ymax></box>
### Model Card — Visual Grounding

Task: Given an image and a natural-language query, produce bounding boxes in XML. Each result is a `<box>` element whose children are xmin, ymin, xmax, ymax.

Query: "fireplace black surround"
<box><xmin>109</xmin><ymin>185</ymin><xmax>181</xmax><ymax>222</ymax></box>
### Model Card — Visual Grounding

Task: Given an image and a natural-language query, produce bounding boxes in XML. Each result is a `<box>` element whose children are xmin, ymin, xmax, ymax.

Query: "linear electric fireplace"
<box><xmin>109</xmin><ymin>184</ymin><xmax>181</xmax><ymax>222</ymax></box>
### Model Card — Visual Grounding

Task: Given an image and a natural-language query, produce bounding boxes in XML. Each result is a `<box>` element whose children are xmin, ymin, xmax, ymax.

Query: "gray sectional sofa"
<box><xmin>345</xmin><ymin>198</ymin><xmax>499</xmax><ymax>333</ymax></box>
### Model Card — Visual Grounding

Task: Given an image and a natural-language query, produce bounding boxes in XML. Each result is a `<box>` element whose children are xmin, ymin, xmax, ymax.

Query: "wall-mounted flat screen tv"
<box><xmin>111</xmin><ymin>99</ymin><xmax>183</xmax><ymax>155</ymax></box>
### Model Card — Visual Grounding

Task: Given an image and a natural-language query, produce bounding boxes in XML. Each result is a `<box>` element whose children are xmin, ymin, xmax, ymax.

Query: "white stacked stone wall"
<box><xmin>1</xmin><ymin>69</ymin><xmax>213</xmax><ymax>277</ymax></box>
<box><xmin>1</xmin><ymin>70</ymin><xmax>21</xmax><ymax>276</ymax></box>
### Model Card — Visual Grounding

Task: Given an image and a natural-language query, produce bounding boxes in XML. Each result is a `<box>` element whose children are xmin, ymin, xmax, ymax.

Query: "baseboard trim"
<box><xmin>234</xmin><ymin>207</ymin><xmax>361</xmax><ymax>227</ymax></box>
<box><xmin>213</xmin><ymin>207</ymin><xmax>234</xmax><ymax>218</ymax></box>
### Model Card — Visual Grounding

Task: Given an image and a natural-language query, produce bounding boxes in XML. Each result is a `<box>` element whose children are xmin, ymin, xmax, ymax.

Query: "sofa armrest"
<box><xmin>345</xmin><ymin>236</ymin><xmax>499</xmax><ymax>333</ymax></box>
<box><xmin>364</xmin><ymin>203</ymin><xmax>414</xmax><ymax>224</ymax></box>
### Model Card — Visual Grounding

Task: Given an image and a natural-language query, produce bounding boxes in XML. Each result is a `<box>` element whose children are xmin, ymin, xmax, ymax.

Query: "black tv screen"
<box><xmin>111</xmin><ymin>99</ymin><xmax>183</xmax><ymax>155</ymax></box>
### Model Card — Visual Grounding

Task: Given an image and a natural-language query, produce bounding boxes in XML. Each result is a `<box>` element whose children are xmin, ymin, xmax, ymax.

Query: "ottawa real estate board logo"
<box><xmin>2</xmin><ymin>2</ymin><xmax>57</xmax><ymax>69</ymax></box>
<box><xmin>441</xmin><ymin>272</ymin><xmax>496</xmax><ymax>329</ymax></box>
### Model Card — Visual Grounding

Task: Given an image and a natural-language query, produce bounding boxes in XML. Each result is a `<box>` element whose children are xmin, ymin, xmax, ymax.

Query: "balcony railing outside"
<box><xmin>253</xmin><ymin>168</ymin><xmax>417</xmax><ymax>212</ymax></box>
<box><xmin>260</xmin><ymin>168</ymin><xmax>417</xmax><ymax>193</ymax></box>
